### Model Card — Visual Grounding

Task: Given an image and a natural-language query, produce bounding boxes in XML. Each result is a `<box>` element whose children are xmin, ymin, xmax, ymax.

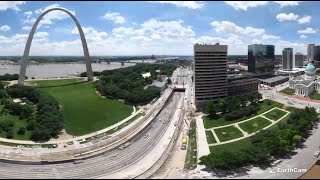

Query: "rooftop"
<box><xmin>258</xmin><ymin>75</ymin><xmax>288</xmax><ymax>83</ymax></box>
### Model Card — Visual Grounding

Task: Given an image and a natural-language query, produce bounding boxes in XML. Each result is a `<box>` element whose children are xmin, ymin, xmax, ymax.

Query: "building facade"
<box><xmin>282</xmin><ymin>48</ymin><xmax>293</xmax><ymax>70</ymax></box>
<box><xmin>314</xmin><ymin>46</ymin><xmax>320</xmax><ymax>67</ymax></box>
<box><xmin>248</xmin><ymin>44</ymin><xmax>275</xmax><ymax>75</ymax></box>
<box><xmin>307</xmin><ymin>44</ymin><xmax>315</xmax><ymax>63</ymax></box>
<box><xmin>228</xmin><ymin>78</ymin><xmax>259</xmax><ymax>97</ymax></box>
<box><xmin>194</xmin><ymin>43</ymin><xmax>228</xmax><ymax>110</ymax></box>
<box><xmin>295</xmin><ymin>52</ymin><xmax>304</xmax><ymax>68</ymax></box>
<box><xmin>289</xmin><ymin>63</ymin><xmax>320</xmax><ymax>96</ymax></box>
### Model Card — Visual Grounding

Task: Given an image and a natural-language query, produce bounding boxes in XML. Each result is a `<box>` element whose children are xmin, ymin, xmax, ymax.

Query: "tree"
<box><xmin>17</xmin><ymin>127</ymin><xmax>26</xmax><ymax>135</ymax></box>
<box><xmin>6</xmin><ymin>130</ymin><xmax>14</xmax><ymax>139</ymax></box>
<box><xmin>217</xmin><ymin>99</ymin><xmax>227</xmax><ymax>113</ymax></box>
<box><xmin>205</xmin><ymin>102</ymin><xmax>218</xmax><ymax>119</ymax></box>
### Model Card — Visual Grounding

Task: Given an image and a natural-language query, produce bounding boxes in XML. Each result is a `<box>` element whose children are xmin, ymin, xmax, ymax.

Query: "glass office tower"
<box><xmin>248</xmin><ymin>44</ymin><xmax>275</xmax><ymax>75</ymax></box>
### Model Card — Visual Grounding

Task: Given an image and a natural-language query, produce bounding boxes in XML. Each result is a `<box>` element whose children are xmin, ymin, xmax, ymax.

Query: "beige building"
<box><xmin>194</xmin><ymin>43</ymin><xmax>228</xmax><ymax>110</ymax></box>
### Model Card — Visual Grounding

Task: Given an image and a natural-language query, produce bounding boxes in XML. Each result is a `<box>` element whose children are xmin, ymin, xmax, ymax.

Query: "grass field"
<box><xmin>1</xmin><ymin>81</ymin><xmax>9</xmax><ymax>86</ymax></box>
<box><xmin>280</xmin><ymin>88</ymin><xmax>295</xmax><ymax>95</ymax></box>
<box><xmin>310</xmin><ymin>91</ymin><xmax>320</xmax><ymax>100</ymax></box>
<box><xmin>264</xmin><ymin>108</ymin><xmax>287</xmax><ymax>121</ymax></box>
<box><xmin>203</xmin><ymin>100</ymin><xmax>283</xmax><ymax>129</ymax></box>
<box><xmin>0</xmin><ymin>106</ymin><xmax>32</xmax><ymax>140</ymax></box>
<box><xmin>214</xmin><ymin>125</ymin><xmax>243</xmax><ymax>142</ymax></box>
<box><xmin>239</xmin><ymin>117</ymin><xmax>272</xmax><ymax>134</ymax></box>
<box><xmin>205</xmin><ymin>130</ymin><xmax>217</xmax><ymax>144</ymax></box>
<box><xmin>209</xmin><ymin>138</ymin><xmax>252</xmax><ymax>154</ymax></box>
<box><xmin>32</xmin><ymin>78</ymin><xmax>133</xmax><ymax>136</ymax></box>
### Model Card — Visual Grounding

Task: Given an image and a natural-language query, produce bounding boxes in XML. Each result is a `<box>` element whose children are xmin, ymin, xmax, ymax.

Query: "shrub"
<box><xmin>17</xmin><ymin>127</ymin><xmax>26</xmax><ymax>135</ymax></box>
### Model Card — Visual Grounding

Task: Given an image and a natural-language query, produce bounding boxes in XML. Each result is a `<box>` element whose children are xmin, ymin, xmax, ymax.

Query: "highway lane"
<box><xmin>0</xmin><ymin>92</ymin><xmax>184</xmax><ymax>179</ymax></box>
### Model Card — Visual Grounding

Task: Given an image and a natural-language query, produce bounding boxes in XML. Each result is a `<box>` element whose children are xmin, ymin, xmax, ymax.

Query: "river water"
<box><xmin>0</xmin><ymin>62</ymin><xmax>136</xmax><ymax>79</ymax></box>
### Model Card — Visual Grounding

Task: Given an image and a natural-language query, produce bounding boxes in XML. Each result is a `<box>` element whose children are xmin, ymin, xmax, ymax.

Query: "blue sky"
<box><xmin>0</xmin><ymin>1</ymin><xmax>319</xmax><ymax>56</ymax></box>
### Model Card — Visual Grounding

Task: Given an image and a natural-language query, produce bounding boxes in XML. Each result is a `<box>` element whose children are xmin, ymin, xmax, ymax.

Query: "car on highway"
<box><xmin>144</xmin><ymin>134</ymin><xmax>149</xmax><ymax>138</ymax></box>
<box><xmin>271</xmin><ymin>159</ymin><xmax>282</xmax><ymax>166</ymax></box>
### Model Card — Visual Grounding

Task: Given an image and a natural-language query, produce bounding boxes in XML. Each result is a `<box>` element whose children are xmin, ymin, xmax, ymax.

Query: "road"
<box><xmin>0</xmin><ymin>96</ymin><xmax>184</xmax><ymax>178</ymax></box>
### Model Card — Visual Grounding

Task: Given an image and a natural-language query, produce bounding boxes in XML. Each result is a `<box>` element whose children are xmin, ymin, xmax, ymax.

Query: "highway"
<box><xmin>0</xmin><ymin>94</ymin><xmax>184</xmax><ymax>178</ymax></box>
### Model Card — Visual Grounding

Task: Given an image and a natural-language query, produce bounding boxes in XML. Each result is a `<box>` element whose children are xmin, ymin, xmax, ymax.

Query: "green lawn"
<box><xmin>32</xmin><ymin>78</ymin><xmax>133</xmax><ymax>136</ymax></box>
<box><xmin>0</xmin><ymin>106</ymin><xmax>32</xmax><ymax>140</ymax></box>
<box><xmin>280</xmin><ymin>88</ymin><xmax>295</xmax><ymax>95</ymax></box>
<box><xmin>209</xmin><ymin>138</ymin><xmax>252</xmax><ymax>154</ymax></box>
<box><xmin>1</xmin><ymin>81</ymin><xmax>9</xmax><ymax>86</ymax></box>
<box><xmin>214</xmin><ymin>126</ymin><xmax>243</xmax><ymax>142</ymax></box>
<box><xmin>310</xmin><ymin>91</ymin><xmax>320</xmax><ymax>100</ymax></box>
<box><xmin>205</xmin><ymin>130</ymin><xmax>217</xmax><ymax>144</ymax></box>
<box><xmin>203</xmin><ymin>100</ymin><xmax>283</xmax><ymax>129</ymax></box>
<box><xmin>239</xmin><ymin>117</ymin><xmax>272</xmax><ymax>134</ymax></box>
<box><xmin>264</xmin><ymin>108</ymin><xmax>287</xmax><ymax>121</ymax></box>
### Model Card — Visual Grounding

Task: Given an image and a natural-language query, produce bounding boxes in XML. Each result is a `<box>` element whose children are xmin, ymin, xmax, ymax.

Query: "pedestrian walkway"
<box><xmin>205</xmin><ymin>107</ymin><xmax>290</xmax><ymax>146</ymax></box>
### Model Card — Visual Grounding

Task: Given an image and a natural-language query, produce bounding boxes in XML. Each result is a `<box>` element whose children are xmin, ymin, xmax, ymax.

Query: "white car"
<box><xmin>271</xmin><ymin>159</ymin><xmax>282</xmax><ymax>166</ymax></box>
<box><xmin>313</xmin><ymin>150</ymin><xmax>320</xmax><ymax>158</ymax></box>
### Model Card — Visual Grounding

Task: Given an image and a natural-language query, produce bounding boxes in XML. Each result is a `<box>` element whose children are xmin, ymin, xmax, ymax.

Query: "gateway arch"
<box><xmin>18</xmin><ymin>8</ymin><xmax>94</xmax><ymax>85</ymax></box>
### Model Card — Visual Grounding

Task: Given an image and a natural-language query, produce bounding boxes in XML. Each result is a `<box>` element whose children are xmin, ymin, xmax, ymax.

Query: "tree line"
<box><xmin>200</xmin><ymin>107</ymin><xmax>319</xmax><ymax>171</ymax></box>
<box><xmin>94</xmin><ymin>64</ymin><xmax>176</xmax><ymax>105</ymax></box>
<box><xmin>0</xmin><ymin>74</ymin><xmax>27</xmax><ymax>81</ymax></box>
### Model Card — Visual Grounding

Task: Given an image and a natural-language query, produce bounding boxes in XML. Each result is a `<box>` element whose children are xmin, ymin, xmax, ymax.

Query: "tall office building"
<box><xmin>194</xmin><ymin>43</ymin><xmax>228</xmax><ymax>110</ymax></box>
<box><xmin>282</xmin><ymin>48</ymin><xmax>293</xmax><ymax>70</ymax></box>
<box><xmin>295</xmin><ymin>52</ymin><xmax>304</xmax><ymax>68</ymax></box>
<box><xmin>307</xmin><ymin>44</ymin><xmax>315</xmax><ymax>63</ymax></box>
<box><xmin>314</xmin><ymin>46</ymin><xmax>320</xmax><ymax>67</ymax></box>
<box><xmin>248</xmin><ymin>44</ymin><xmax>275</xmax><ymax>75</ymax></box>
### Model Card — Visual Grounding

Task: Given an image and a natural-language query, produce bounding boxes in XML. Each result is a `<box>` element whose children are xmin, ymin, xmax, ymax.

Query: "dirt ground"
<box><xmin>299</xmin><ymin>160</ymin><xmax>320</xmax><ymax>179</ymax></box>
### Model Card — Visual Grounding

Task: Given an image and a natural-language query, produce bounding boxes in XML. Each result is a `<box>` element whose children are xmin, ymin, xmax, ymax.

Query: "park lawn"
<box><xmin>203</xmin><ymin>100</ymin><xmax>283</xmax><ymax>129</ymax></box>
<box><xmin>280</xmin><ymin>88</ymin><xmax>295</xmax><ymax>95</ymax></box>
<box><xmin>238</xmin><ymin>117</ymin><xmax>272</xmax><ymax>134</ymax></box>
<box><xmin>32</xmin><ymin>79</ymin><xmax>133</xmax><ymax>136</ymax></box>
<box><xmin>209</xmin><ymin>138</ymin><xmax>252</xmax><ymax>154</ymax></box>
<box><xmin>264</xmin><ymin>108</ymin><xmax>287</xmax><ymax>121</ymax></box>
<box><xmin>0</xmin><ymin>106</ymin><xmax>32</xmax><ymax>140</ymax></box>
<box><xmin>205</xmin><ymin>130</ymin><xmax>217</xmax><ymax>144</ymax></box>
<box><xmin>310</xmin><ymin>91</ymin><xmax>320</xmax><ymax>100</ymax></box>
<box><xmin>214</xmin><ymin>126</ymin><xmax>243</xmax><ymax>142</ymax></box>
<box><xmin>1</xmin><ymin>81</ymin><xmax>9</xmax><ymax>86</ymax></box>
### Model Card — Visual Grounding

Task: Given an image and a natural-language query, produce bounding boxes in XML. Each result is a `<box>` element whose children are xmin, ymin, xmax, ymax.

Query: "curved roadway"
<box><xmin>0</xmin><ymin>92</ymin><xmax>183</xmax><ymax>179</ymax></box>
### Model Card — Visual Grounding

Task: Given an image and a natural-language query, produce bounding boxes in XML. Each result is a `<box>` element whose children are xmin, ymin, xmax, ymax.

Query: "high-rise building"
<box><xmin>248</xmin><ymin>44</ymin><xmax>275</xmax><ymax>75</ymax></box>
<box><xmin>307</xmin><ymin>44</ymin><xmax>315</xmax><ymax>62</ymax></box>
<box><xmin>282</xmin><ymin>48</ymin><xmax>293</xmax><ymax>70</ymax></box>
<box><xmin>194</xmin><ymin>43</ymin><xmax>228</xmax><ymax>110</ymax></box>
<box><xmin>295</xmin><ymin>52</ymin><xmax>304</xmax><ymax>68</ymax></box>
<box><xmin>314</xmin><ymin>46</ymin><xmax>320</xmax><ymax>67</ymax></box>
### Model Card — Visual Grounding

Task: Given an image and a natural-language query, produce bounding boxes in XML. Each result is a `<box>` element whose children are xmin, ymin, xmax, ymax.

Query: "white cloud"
<box><xmin>147</xmin><ymin>1</ymin><xmax>204</xmax><ymax>9</ymax></box>
<box><xmin>298</xmin><ymin>16</ymin><xmax>311</xmax><ymax>24</ymax></box>
<box><xmin>276</xmin><ymin>13</ymin><xmax>299</xmax><ymax>22</ymax></box>
<box><xmin>0</xmin><ymin>25</ymin><xmax>10</xmax><ymax>31</ymax></box>
<box><xmin>298</xmin><ymin>28</ymin><xmax>317</xmax><ymax>34</ymax></box>
<box><xmin>24</xmin><ymin>11</ymin><xmax>32</xmax><ymax>18</ymax></box>
<box><xmin>0</xmin><ymin>1</ymin><xmax>25</xmax><ymax>11</ymax></box>
<box><xmin>102</xmin><ymin>11</ymin><xmax>126</xmax><ymax>24</ymax></box>
<box><xmin>273</xmin><ymin>1</ymin><xmax>301</xmax><ymax>7</ymax></box>
<box><xmin>22</xmin><ymin>26</ymin><xmax>32</xmax><ymax>31</ymax></box>
<box><xmin>21</xmin><ymin>4</ymin><xmax>76</xmax><ymax>29</ymax></box>
<box><xmin>262</xmin><ymin>34</ymin><xmax>280</xmax><ymax>40</ymax></box>
<box><xmin>210</xmin><ymin>21</ymin><xmax>265</xmax><ymax>37</ymax></box>
<box><xmin>71</xmin><ymin>26</ymin><xmax>108</xmax><ymax>42</ymax></box>
<box><xmin>300</xmin><ymin>35</ymin><xmax>307</xmax><ymax>39</ymax></box>
<box><xmin>224</xmin><ymin>1</ymin><xmax>268</xmax><ymax>11</ymax></box>
<box><xmin>276</xmin><ymin>13</ymin><xmax>311</xmax><ymax>24</ymax></box>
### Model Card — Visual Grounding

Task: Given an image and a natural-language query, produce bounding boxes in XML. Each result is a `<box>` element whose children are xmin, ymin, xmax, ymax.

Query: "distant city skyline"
<box><xmin>0</xmin><ymin>1</ymin><xmax>319</xmax><ymax>56</ymax></box>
